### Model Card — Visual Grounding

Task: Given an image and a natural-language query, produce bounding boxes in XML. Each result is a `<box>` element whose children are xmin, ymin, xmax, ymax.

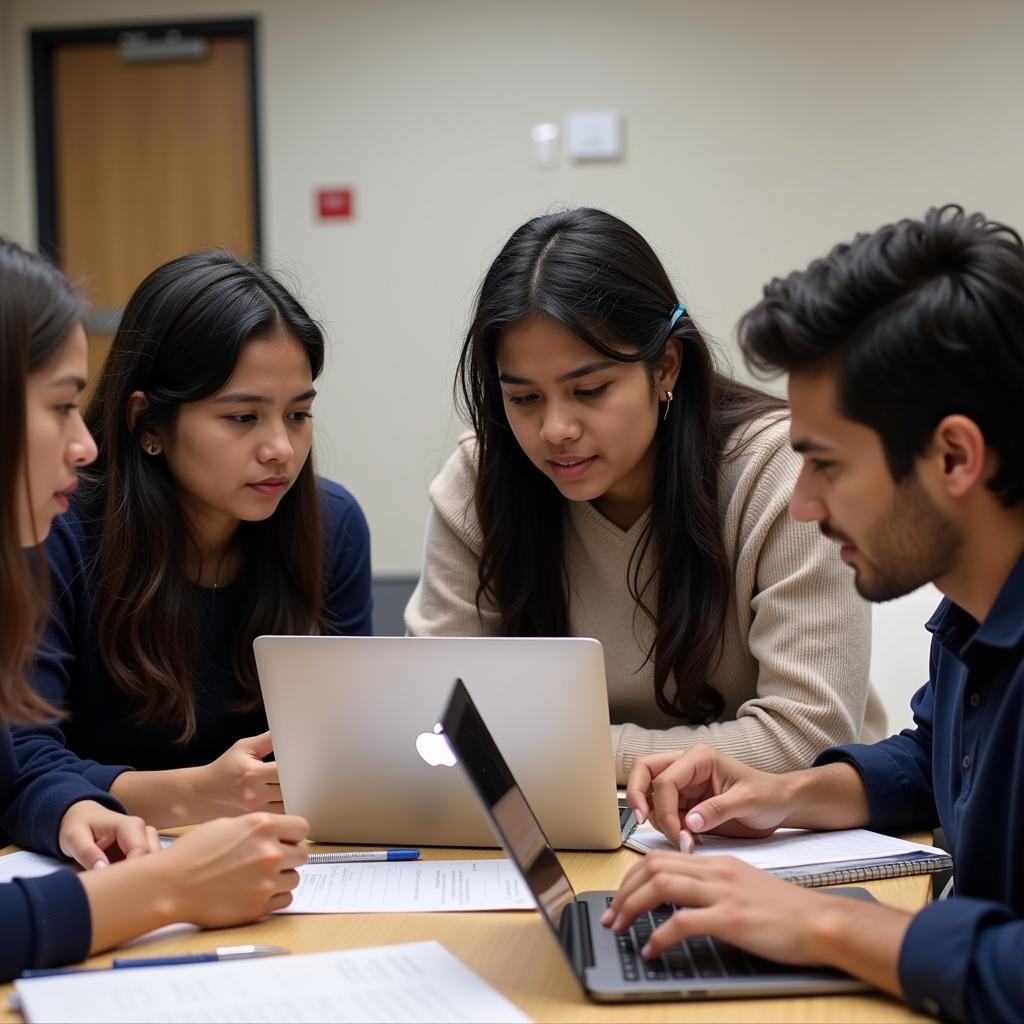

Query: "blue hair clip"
<box><xmin>668</xmin><ymin>303</ymin><xmax>686</xmax><ymax>330</ymax></box>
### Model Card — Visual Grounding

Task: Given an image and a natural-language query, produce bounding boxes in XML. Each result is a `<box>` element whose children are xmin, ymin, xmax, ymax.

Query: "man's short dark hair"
<box><xmin>739</xmin><ymin>204</ymin><xmax>1024</xmax><ymax>507</ymax></box>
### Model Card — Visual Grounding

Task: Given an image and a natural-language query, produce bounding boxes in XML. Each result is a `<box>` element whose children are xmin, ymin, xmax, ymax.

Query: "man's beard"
<box><xmin>824</xmin><ymin>475</ymin><xmax>962</xmax><ymax>603</ymax></box>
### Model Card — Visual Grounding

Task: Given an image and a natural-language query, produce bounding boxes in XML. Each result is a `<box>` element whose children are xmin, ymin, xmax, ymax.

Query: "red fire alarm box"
<box><xmin>317</xmin><ymin>188</ymin><xmax>353</xmax><ymax>220</ymax></box>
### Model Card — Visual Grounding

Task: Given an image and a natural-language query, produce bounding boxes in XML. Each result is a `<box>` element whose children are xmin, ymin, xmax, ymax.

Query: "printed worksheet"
<box><xmin>278</xmin><ymin>858</ymin><xmax>535</xmax><ymax>914</ymax></box>
<box><xmin>14</xmin><ymin>940</ymin><xmax>532</xmax><ymax>1023</ymax></box>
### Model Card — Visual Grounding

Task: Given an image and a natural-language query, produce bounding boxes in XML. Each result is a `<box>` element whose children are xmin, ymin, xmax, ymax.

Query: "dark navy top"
<box><xmin>0</xmin><ymin>723</ymin><xmax>124</xmax><ymax>979</ymax></box>
<box><xmin>818</xmin><ymin>552</ymin><xmax>1024</xmax><ymax>1023</ymax></box>
<box><xmin>12</xmin><ymin>478</ymin><xmax>372</xmax><ymax>787</ymax></box>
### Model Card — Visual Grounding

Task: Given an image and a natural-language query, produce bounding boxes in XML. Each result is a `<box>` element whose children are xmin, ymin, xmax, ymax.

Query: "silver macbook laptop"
<box><xmin>254</xmin><ymin>636</ymin><xmax>634</xmax><ymax>849</ymax></box>
<box><xmin>439</xmin><ymin>678</ymin><xmax>873</xmax><ymax>1003</ymax></box>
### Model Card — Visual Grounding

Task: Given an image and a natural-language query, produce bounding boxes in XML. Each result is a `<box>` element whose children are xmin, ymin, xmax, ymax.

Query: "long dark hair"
<box><xmin>457</xmin><ymin>209</ymin><xmax>784</xmax><ymax>723</ymax></box>
<box><xmin>0</xmin><ymin>238</ymin><xmax>84</xmax><ymax>723</ymax></box>
<box><xmin>83</xmin><ymin>251</ymin><xmax>326</xmax><ymax>741</ymax></box>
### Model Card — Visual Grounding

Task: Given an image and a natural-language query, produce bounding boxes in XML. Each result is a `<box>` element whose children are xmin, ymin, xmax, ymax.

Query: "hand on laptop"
<box><xmin>601</xmin><ymin>850</ymin><xmax>910</xmax><ymax>996</ymax></box>
<box><xmin>626</xmin><ymin>744</ymin><xmax>791</xmax><ymax>851</ymax></box>
<box><xmin>193</xmin><ymin>731</ymin><xmax>285</xmax><ymax>819</ymax></box>
<box><xmin>605</xmin><ymin>852</ymin><xmax>827</xmax><ymax>962</ymax></box>
<box><xmin>627</xmin><ymin>745</ymin><xmax>874</xmax><ymax>851</ymax></box>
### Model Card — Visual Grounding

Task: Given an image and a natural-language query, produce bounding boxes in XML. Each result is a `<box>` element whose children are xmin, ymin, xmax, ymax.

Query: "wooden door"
<box><xmin>41</xmin><ymin>25</ymin><xmax>257</xmax><ymax>382</ymax></box>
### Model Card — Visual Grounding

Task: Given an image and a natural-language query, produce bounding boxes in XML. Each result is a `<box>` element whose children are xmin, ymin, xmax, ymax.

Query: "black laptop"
<box><xmin>438</xmin><ymin>678</ymin><xmax>872</xmax><ymax>1003</ymax></box>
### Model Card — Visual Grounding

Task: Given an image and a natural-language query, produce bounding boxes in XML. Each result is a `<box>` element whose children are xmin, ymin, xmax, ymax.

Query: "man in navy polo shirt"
<box><xmin>604</xmin><ymin>205</ymin><xmax>1024</xmax><ymax>1022</ymax></box>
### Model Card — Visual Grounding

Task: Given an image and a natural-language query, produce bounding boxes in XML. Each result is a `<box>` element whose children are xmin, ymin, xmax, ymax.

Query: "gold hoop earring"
<box><xmin>661</xmin><ymin>390</ymin><xmax>674</xmax><ymax>422</ymax></box>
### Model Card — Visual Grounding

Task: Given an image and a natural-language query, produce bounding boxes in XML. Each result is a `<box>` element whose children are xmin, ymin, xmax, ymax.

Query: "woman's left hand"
<box><xmin>58</xmin><ymin>799</ymin><xmax>161</xmax><ymax>870</ymax></box>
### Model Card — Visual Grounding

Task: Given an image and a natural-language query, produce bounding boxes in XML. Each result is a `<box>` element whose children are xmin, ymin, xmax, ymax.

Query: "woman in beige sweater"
<box><xmin>406</xmin><ymin>209</ymin><xmax>884</xmax><ymax>785</ymax></box>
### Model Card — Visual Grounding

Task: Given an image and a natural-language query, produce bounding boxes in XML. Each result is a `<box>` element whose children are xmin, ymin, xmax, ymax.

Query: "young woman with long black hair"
<box><xmin>13</xmin><ymin>251</ymin><xmax>372</xmax><ymax>829</ymax></box>
<box><xmin>0</xmin><ymin>237</ymin><xmax>307</xmax><ymax>979</ymax></box>
<box><xmin>406</xmin><ymin>209</ymin><xmax>883</xmax><ymax>785</ymax></box>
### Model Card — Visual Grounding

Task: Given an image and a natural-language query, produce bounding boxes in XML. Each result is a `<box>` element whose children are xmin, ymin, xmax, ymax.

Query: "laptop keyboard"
<box><xmin>605</xmin><ymin>897</ymin><xmax>791</xmax><ymax>983</ymax></box>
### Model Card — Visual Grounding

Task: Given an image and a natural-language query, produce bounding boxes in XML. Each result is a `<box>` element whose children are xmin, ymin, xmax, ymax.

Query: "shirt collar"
<box><xmin>926</xmin><ymin>551</ymin><xmax>1024</xmax><ymax>652</ymax></box>
<box><xmin>971</xmin><ymin>551</ymin><xmax>1024</xmax><ymax>649</ymax></box>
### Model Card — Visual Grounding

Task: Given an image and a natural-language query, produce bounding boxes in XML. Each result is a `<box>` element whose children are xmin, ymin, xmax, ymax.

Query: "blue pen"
<box><xmin>21</xmin><ymin>945</ymin><xmax>287</xmax><ymax>977</ymax></box>
<box><xmin>113</xmin><ymin>945</ymin><xmax>286</xmax><ymax>968</ymax></box>
<box><xmin>306</xmin><ymin>848</ymin><xmax>420</xmax><ymax>863</ymax></box>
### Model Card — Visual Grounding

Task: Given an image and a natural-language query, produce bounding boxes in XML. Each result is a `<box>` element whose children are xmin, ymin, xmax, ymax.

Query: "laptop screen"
<box><xmin>439</xmin><ymin>678</ymin><xmax>577</xmax><ymax>943</ymax></box>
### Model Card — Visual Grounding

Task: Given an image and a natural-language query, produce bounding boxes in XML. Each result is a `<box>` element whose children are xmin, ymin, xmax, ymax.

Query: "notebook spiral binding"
<box><xmin>776</xmin><ymin>853</ymin><xmax>954</xmax><ymax>889</ymax></box>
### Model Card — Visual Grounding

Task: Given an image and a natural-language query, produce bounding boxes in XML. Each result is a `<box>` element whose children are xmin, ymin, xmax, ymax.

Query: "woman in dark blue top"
<box><xmin>0</xmin><ymin>238</ymin><xmax>308</xmax><ymax>980</ymax></box>
<box><xmin>12</xmin><ymin>251</ymin><xmax>372</xmax><ymax>839</ymax></box>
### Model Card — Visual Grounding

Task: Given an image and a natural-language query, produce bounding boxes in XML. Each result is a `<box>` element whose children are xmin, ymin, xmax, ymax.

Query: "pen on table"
<box><xmin>306</xmin><ymin>848</ymin><xmax>420</xmax><ymax>863</ymax></box>
<box><xmin>20</xmin><ymin>945</ymin><xmax>288</xmax><ymax>977</ymax></box>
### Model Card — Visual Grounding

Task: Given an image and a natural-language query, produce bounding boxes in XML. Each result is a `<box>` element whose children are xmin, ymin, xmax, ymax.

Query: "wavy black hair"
<box><xmin>739</xmin><ymin>204</ymin><xmax>1024</xmax><ymax>508</ymax></box>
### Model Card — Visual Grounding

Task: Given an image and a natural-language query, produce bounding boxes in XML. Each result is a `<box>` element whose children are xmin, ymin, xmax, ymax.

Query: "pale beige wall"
<box><xmin>4</xmin><ymin>0</ymin><xmax>1024</xmax><ymax>576</ymax></box>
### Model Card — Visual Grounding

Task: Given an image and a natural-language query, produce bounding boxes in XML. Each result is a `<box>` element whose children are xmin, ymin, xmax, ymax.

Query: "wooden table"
<box><xmin>0</xmin><ymin>842</ymin><xmax>930</xmax><ymax>1022</ymax></box>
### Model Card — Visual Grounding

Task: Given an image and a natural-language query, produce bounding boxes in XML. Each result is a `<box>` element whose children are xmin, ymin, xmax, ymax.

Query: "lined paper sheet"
<box><xmin>14</xmin><ymin>940</ymin><xmax>532</xmax><ymax>1023</ymax></box>
<box><xmin>625</xmin><ymin>825</ymin><xmax>945</xmax><ymax>867</ymax></box>
<box><xmin>279</xmin><ymin>858</ymin><xmax>535</xmax><ymax>913</ymax></box>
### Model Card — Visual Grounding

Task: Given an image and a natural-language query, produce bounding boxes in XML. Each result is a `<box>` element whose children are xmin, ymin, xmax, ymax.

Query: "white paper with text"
<box><xmin>279</xmin><ymin>858</ymin><xmax>535</xmax><ymax>913</ymax></box>
<box><xmin>15</xmin><ymin>940</ymin><xmax>532</xmax><ymax>1023</ymax></box>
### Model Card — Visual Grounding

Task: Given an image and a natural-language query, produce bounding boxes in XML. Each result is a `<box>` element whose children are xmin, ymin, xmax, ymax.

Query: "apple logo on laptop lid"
<box><xmin>415</xmin><ymin>722</ymin><xmax>457</xmax><ymax>768</ymax></box>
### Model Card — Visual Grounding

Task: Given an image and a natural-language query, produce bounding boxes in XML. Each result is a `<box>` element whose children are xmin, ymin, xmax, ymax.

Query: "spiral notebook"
<box><xmin>625</xmin><ymin>825</ymin><xmax>952</xmax><ymax>888</ymax></box>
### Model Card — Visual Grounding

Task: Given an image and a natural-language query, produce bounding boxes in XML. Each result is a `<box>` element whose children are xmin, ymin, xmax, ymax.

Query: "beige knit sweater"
<box><xmin>405</xmin><ymin>417</ymin><xmax>885</xmax><ymax>784</ymax></box>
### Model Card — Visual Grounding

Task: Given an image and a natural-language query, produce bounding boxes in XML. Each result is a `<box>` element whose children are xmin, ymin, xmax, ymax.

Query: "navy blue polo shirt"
<box><xmin>817</xmin><ymin>553</ymin><xmax>1024</xmax><ymax>1022</ymax></box>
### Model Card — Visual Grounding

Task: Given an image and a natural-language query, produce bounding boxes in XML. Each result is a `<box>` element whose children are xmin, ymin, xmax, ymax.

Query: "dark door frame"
<box><xmin>30</xmin><ymin>17</ymin><xmax>262</xmax><ymax>263</ymax></box>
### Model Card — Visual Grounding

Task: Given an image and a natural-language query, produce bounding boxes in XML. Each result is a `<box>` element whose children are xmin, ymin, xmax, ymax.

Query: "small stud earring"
<box><xmin>661</xmin><ymin>390</ymin><xmax>674</xmax><ymax>422</ymax></box>
<box><xmin>146</xmin><ymin>443</ymin><xmax>161</xmax><ymax>456</ymax></box>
